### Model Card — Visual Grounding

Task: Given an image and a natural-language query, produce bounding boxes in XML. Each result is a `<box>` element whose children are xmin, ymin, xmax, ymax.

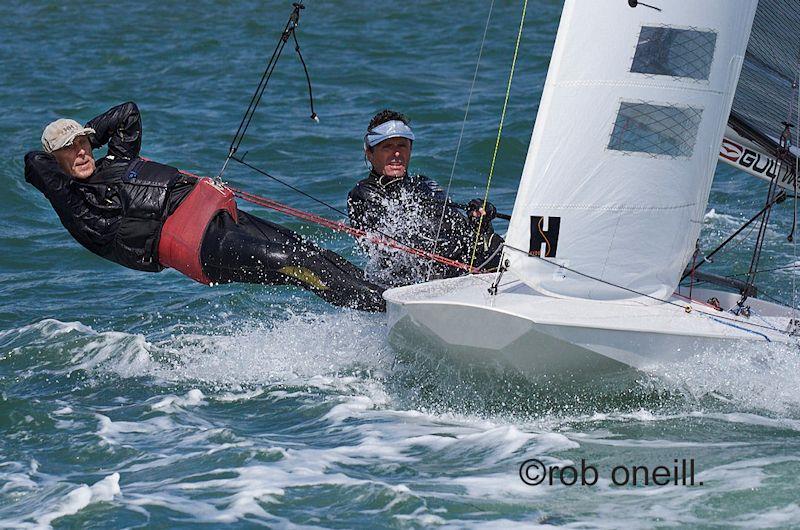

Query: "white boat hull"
<box><xmin>385</xmin><ymin>274</ymin><xmax>797</xmax><ymax>382</ymax></box>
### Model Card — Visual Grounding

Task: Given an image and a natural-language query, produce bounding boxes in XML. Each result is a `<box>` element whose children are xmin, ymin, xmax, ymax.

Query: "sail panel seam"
<box><xmin>523</xmin><ymin>203</ymin><xmax>696</xmax><ymax>212</ymax></box>
<box><xmin>554</xmin><ymin>80</ymin><xmax>723</xmax><ymax>95</ymax></box>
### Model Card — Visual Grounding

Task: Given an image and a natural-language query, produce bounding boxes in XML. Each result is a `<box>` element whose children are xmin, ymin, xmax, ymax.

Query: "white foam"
<box><xmin>699</xmin><ymin>456</ymin><xmax>800</xmax><ymax>492</ymax></box>
<box><xmin>0</xmin><ymin>461</ymin><xmax>38</xmax><ymax>495</ymax></box>
<box><xmin>737</xmin><ymin>503</ymin><xmax>800</xmax><ymax>528</ymax></box>
<box><xmin>35</xmin><ymin>473</ymin><xmax>120</xmax><ymax>527</ymax></box>
<box><xmin>149</xmin><ymin>311</ymin><xmax>390</xmax><ymax>391</ymax></box>
<box><xmin>703</xmin><ymin>208</ymin><xmax>779</xmax><ymax>237</ymax></box>
<box><xmin>704</xmin><ymin>208</ymin><xmax>739</xmax><ymax>225</ymax></box>
<box><xmin>102</xmin><ymin>400</ymin><xmax>590</xmax><ymax>525</ymax></box>
<box><xmin>393</xmin><ymin>507</ymin><xmax>447</xmax><ymax>526</ymax></box>
<box><xmin>4</xmin><ymin>318</ymin><xmax>156</xmax><ymax>378</ymax></box>
<box><xmin>124</xmin><ymin>467</ymin><xmax>292</xmax><ymax>524</ymax></box>
<box><xmin>692</xmin><ymin>411</ymin><xmax>800</xmax><ymax>431</ymax></box>
<box><xmin>441</xmin><ymin>519</ymin><xmax>552</xmax><ymax>530</ymax></box>
<box><xmin>532</xmin><ymin>432</ymin><xmax>580</xmax><ymax>453</ymax></box>
<box><xmin>0</xmin><ymin>318</ymin><xmax>93</xmax><ymax>341</ymax></box>
<box><xmin>451</xmin><ymin>471</ymin><xmax>552</xmax><ymax>500</ymax></box>
<box><xmin>206</xmin><ymin>441</ymin><xmax>254</xmax><ymax>455</ymax></box>
<box><xmin>651</xmin><ymin>340</ymin><xmax>800</xmax><ymax>415</ymax></box>
<box><xmin>95</xmin><ymin>414</ymin><xmax>175</xmax><ymax>446</ymax></box>
<box><xmin>70</xmin><ymin>332</ymin><xmax>153</xmax><ymax>376</ymax></box>
<box><xmin>3</xmin><ymin>313</ymin><xmax>391</xmax><ymax>407</ymax></box>
<box><xmin>11</xmin><ymin>313</ymin><xmax>800</xmax><ymax>529</ymax></box>
<box><xmin>324</xmin><ymin>393</ymin><xmax>389</xmax><ymax>423</ymax></box>
<box><xmin>213</xmin><ymin>388</ymin><xmax>265</xmax><ymax>402</ymax></box>
<box><xmin>150</xmin><ymin>389</ymin><xmax>206</xmax><ymax>412</ymax></box>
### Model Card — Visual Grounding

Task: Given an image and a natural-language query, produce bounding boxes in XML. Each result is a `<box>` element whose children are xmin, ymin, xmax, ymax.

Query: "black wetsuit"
<box><xmin>24</xmin><ymin>102</ymin><xmax>385</xmax><ymax>312</ymax></box>
<box><xmin>347</xmin><ymin>171</ymin><xmax>503</xmax><ymax>287</ymax></box>
<box><xmin>199</xmin><ymin>212</ymin><xmax>385</xmax><ymax>311</ymax></box>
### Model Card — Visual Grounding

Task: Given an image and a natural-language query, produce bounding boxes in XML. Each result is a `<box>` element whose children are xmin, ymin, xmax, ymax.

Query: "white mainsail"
<box><xmin>504</xmin><ymin>0</ymin><xmax>758</xmax><ymax>301</ymax></box>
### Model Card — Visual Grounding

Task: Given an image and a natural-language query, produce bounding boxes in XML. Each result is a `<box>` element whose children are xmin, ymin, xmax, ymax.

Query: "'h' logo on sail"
<box><xmin>529</xmin><ymin>216</ymin><xmax>561</xmax><ymax>258</ymax></box>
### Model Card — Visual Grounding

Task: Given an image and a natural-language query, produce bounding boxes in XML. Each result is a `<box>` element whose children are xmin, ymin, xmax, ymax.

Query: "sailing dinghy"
<box><xmin>384</xmin><ymin>0</ymin><xmax>800</xmax><ymax>381</ymax></box>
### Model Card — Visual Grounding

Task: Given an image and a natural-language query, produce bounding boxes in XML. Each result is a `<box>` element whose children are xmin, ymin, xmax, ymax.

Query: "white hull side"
<box><xmin>385</xmin><ymin>275</ymin><xmax>795</xmax><ymax>382</ymax></box>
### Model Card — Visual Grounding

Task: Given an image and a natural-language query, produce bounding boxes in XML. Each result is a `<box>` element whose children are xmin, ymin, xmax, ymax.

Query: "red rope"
<box><xmin>170</xmin><ymin>165</ymin><xmax>477</xmax><ymax>273</ymax></box>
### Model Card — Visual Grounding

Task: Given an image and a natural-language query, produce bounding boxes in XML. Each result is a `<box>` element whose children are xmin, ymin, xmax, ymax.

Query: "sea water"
<box><xmin>2</xmin><ymin>1</ymin><xmax>800</xmax><ymax>528</ymax></box>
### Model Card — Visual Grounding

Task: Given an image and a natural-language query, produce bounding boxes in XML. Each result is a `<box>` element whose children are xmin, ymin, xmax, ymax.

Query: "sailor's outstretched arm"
<box><xmin>24</xmin><ymin>151</ymin><xmax>68</xmax><ymax>197</ymax></box>
<box><xmin>86</xmin><ymin>101</ymin><xmax>142</xmax><ymax>160</ymax></box>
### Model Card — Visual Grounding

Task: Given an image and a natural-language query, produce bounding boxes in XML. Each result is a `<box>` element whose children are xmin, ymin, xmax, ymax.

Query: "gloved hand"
<box><xmin>467</xmin><ymin>199</ymin><xmax>497</xmax><ymax>231</ymax></box>
<box><xmin>467</xmin><ymin>199</ymin><xmax>497</xmax><ymax>219</ymax></box>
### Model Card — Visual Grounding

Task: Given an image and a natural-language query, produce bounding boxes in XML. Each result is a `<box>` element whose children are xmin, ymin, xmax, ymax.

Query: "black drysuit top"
<box><xmin>347</xmin><ymin>171</ymin><xmax>503</xmax><ymax>287</ymax></box>
<box><xmin>24</xmin><ymin>102</ymin><xmax>385</xmax><ymax>311</ymax></box>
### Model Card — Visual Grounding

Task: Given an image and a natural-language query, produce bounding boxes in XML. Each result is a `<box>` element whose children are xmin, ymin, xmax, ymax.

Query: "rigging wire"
<box><xmin>231</xmin><ymin>154</ymin><xmax>348</xmax><ymax>218</ymax></box>
<box><xmin>500</xmin><ymin>243</ymin><xmax>786</xmax><ymax>335</ymax></box>
<box><xmin>225</xmin><ymin>156</ymin><xmax>497</xmax><ymax>273</ymax></box>
<box><xmin>173</xmin><ymin>163</ymin><xmax>481</xmax><ymax>274</ymax></box>
<box><xmin>426</xmin><ymin>0</ymin><xmax>496</xmax><ymax>282</ymax></box>
<box><xmin>292</xmin><ymin>28</ymin><xmax>318</xmax><ymax>122</ymax></box>
<box><xmin>737</xmin><ymin>177</ymin><xmax>778</xmax><ymax>310</ymax></box>
<box><xmin>793</xmin><ymin>59</ymin><xmax>800</xmax><ymax>324</ymax></box>
<box><xmin>224</xmin><ymin>161</ymin><xmax>483</xmax><ymax>273</ymax></box>
<box><xmin>681</xmin><ymin>192</ymin><xmax>785</xmax><ymax>281</ymax></box>
<box><xmin>209</xmin><ymin>2</ymin><xmax>488</xmax><ymax>275</ymax></box>
<box><xmin>218</xmin><ymin>3</ymin><xmax>314</xmax><ymax>181</ymax></box>
<box><xmin>230</xmin><ymin>188</ymin><xmax>477</xmax><ymax>273</ymax></box>
<box><xmin>735</xmin><ymin>47</ymin><xmax>800</xmax><ymax>310</ymax></box>
<box><xmin>469</xmin><ymin>0</ymin><xmax>529</xmax><ymax>269</ymax></box>
<box><xmin>723</xmin><ymin>263</ymin><xmax>800</xmax><ymax>277</ymax></box>
<box><xmin>737</xmin><ymin>56</ymin><xmax>800</xmax><ymax>309</ymax></box>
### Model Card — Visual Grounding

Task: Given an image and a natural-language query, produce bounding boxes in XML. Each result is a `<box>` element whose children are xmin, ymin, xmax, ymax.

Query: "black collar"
<box><xmin>369</xmin><ymin>170</ymin><xmax>406</xmax><ymax>189</ymax></box>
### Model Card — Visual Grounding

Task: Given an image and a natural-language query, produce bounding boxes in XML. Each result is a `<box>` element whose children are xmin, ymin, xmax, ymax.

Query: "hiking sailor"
<box><xmin>24</xmin><ymin>101</ymin><xmax>385</xmax><ymax>311</ymax></box>
<box><xmin>347</xmin><ymin>109</ymin><xmax>504</xmax><ymax>286</ymax></box>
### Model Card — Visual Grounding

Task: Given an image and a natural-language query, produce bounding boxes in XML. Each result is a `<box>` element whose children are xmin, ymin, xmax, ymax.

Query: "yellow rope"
<box><xmin>469</xmin><ymin>0</ymin><xmax>528</xmax><ymax>269</ymax></box>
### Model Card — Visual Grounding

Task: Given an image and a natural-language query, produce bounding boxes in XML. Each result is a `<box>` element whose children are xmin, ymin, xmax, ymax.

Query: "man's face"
<box><xmin>367</xmin><ymin>137</ymin><xmax>412</xmax><ymax>178</ymax></box>
<box><xmin>53</xmin><ymin>135</ymin><xmax>95</xmax><ymax>179</ymax></box>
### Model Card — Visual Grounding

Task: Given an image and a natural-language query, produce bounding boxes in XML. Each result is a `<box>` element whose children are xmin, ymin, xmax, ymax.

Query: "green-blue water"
<box><xmin>3</xmin><ymin>1</ymin><xmax>800</xmax><ymax>528</ymax></box>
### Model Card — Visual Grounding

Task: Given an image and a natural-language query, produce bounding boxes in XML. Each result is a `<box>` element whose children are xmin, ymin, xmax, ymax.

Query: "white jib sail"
<box><xmin>504</xmin><ymin>0</ymin><xmax>758</xmax><ymax>302</ymax></box>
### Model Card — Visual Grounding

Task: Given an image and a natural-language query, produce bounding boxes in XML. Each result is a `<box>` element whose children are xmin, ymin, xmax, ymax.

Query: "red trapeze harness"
<box><xmin>158</xmin><ymin>177</ymin><xmax>238</xmax><ymax>285</ymax></box>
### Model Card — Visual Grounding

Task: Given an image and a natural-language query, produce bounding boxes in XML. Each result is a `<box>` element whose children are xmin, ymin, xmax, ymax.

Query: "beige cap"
<box><xmin>41</xmin><ymin>119</ymin><xmax>95</xmax><ymax>153</ymax></box>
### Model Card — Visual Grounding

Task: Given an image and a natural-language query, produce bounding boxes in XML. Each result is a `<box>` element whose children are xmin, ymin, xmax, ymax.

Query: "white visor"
<box><xmin>364</xmin><ymin>120</ymin><xmax>415</xmax><ymax>149</ymax></box>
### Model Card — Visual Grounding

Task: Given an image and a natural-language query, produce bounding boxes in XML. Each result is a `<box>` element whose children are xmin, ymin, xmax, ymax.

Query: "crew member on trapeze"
<box><xmin>24</xmin><ymin>101</ymin><xmax>385</xmax><ymax>312</ymax></box>
<box><xmin>347</xmin><ymin>109</ymin><xmax>504</xmax><ymax>286</ymax></box>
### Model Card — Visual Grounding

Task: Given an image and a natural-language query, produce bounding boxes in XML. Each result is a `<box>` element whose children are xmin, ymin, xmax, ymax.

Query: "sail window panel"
<box><xmin>608</xmin><ymin>102</ymin><xmax>703</xmax><ymax>158</ymax></box>
<box><xmin>631</xmin><ymin>26</ymin><xmax>717</xmax><ymax>80</ymax></box>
